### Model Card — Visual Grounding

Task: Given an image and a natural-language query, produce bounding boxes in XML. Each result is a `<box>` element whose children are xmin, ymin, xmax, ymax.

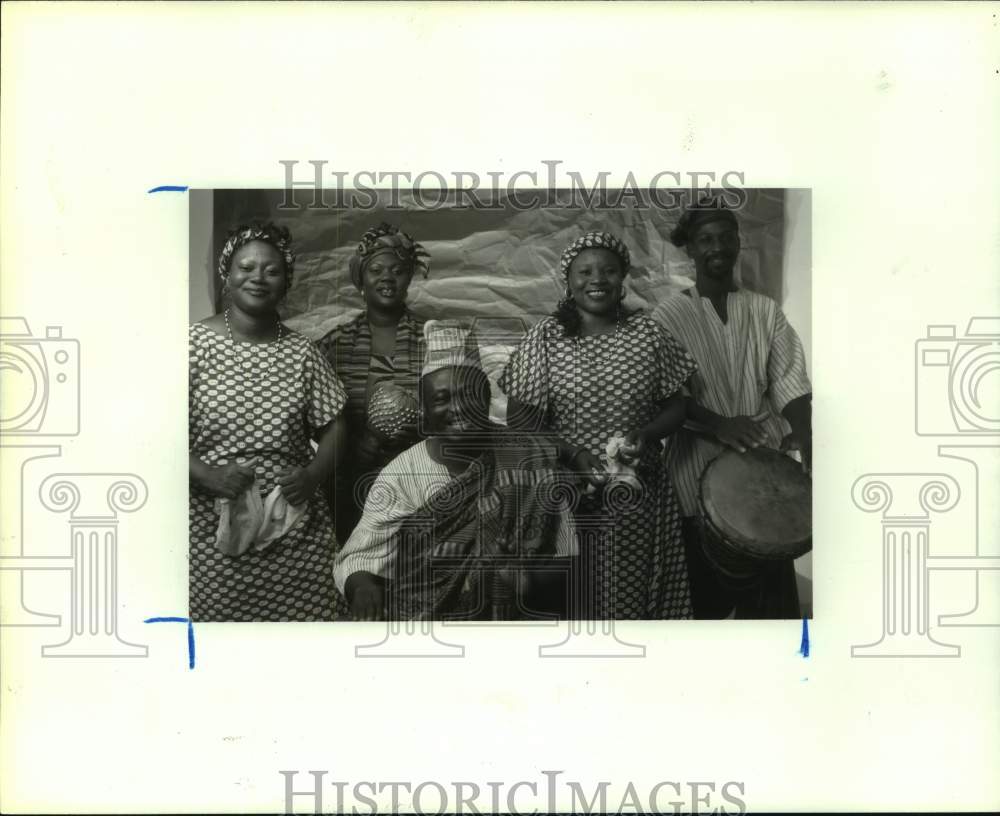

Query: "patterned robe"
<box><xmin>334</xmin><ymin>437</ymin><xmax>578</xmax><ymax>620</ymax></box>
<box><xmin>188</xmin><ymin>323</ymin><xmax>348</xmax><ymax>621</ymax></box>
<box><xmin>498</xmin><ymin>313</ymin><xmax>698</xmax><ymax>619</ymax></box>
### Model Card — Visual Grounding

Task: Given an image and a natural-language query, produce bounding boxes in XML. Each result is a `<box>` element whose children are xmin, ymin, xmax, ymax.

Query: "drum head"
<box><xmin>700</xmin><ymin>447</ymin><xmax>812</xmax><ymax>561</ymax></box>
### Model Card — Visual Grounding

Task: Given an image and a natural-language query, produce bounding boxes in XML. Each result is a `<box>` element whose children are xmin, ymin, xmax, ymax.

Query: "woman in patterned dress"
<box><xmin>316</xmin><ymin>223</ymin><xmax>430</xmax><ymax>544</ymax></box>
<box><xmin>499</xmin><ymin>231</ymin><xmax>699</xmax><ymax>619</ymax></box>
<box><xmin>189</xmin><ymin>222</ymin><xmax>349</xmax><ymax>621</ymax></box>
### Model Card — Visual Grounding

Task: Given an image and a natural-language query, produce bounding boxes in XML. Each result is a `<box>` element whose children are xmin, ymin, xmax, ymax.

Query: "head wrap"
<box><xmin>558</xmin><ymin>231</ymin><xmax>631</xmax><ymax>279</ymax></box>
<box><xmin>217</xmin><ymin>222</ymin><xmax>295</xmax><ymax>284</ymax></box>
<box><xmin>422</xmin><ymin>320</ymin><xmax>484</xmax><ymax>378</ymax></box>
<box><xmin>348</xmin><ymin>222</ymin><xmax>430</xmax><ymax>291</ymax></box>
<box><xmin>669</xmin><ymin>198</ymin><xmax>740</xmax><ymax>248</ymax></box>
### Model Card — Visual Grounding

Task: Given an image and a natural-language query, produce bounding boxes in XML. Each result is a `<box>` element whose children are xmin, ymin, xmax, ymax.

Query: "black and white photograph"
<box><xmin>5</xmin><ymin>3</ymin><xmax>997</xmax><ymax>814</ymax></box>
<box><xmin>188</xmin><ymin>186</ymin><xmax>813</xmax><ymax>623</ymax></box>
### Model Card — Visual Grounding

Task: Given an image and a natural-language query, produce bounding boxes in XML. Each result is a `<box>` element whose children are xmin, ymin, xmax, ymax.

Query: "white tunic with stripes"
<box><xmin>333</xmin><ymin>440</ymin><xmax>577</xmax><ymax>594</ymax></box>
<box><xmin>651</xmin><ymin>288</ymin><xmax>811</xmax><ymax>517</ymax></box>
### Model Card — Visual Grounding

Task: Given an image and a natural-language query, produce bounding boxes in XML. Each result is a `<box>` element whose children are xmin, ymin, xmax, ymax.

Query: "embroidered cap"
<box><xmin>422</xmin><ymin>320</ymin><xmax>484</xmax><ymax>377</ymax></box>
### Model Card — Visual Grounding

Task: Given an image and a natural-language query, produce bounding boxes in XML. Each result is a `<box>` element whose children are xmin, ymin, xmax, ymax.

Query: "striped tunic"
<box><xmin>316</xmin><ymin>309</ymin><xmax>426</xmax><ymax>542</ymax></box>
<box><xmin>333</xmin><ymin>440</ymin><xmax>577</xmax><ymax>594</ymax></box>
<box><xmin>651</xmin><ymin>288</ymin><xmax>811</xmax><ymax>517</ymax></box>
<box><xmin>315</xmin><ymin>309</ymin><xmax>424</xmax><ymax>426</ymax></box>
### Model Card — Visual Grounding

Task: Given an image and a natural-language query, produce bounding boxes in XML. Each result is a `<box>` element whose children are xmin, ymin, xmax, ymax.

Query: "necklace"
<box><xmin>575</xmin><ymin>309</ymin><xmax>624</xmax><ymax>367</ymax></box>
<box><xmin>224</xmin><ymin>309</ymin><xmax>284</xmax><ymax>381</ymax></box>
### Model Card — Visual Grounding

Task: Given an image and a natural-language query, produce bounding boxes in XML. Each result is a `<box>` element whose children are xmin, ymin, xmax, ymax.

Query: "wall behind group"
<box><xmin>190</xmin><ymin>188</ymin><xmax>792</xmax><ymax>340</ymax></box>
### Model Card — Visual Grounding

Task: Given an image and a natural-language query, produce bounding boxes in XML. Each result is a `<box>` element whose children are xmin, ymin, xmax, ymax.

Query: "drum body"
<box><xmin>698</xmin><ymin>447</ymin><xmax>812</xmax><ymax>583</ymax></box>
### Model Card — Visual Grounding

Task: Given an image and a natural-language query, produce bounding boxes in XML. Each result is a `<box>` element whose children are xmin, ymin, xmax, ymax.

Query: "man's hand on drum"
<box><xmin>781</xmin><ymin>431</ymin><xmax>812</xmax><ymax>476</ymax></box>
<box><xmin>779</xmin><ymin>394</ymin><xmax>813</xmax><ymax>476</ymax></box>
<box><xmin>714</xmin><ymin>415</ymin><xmax>768</xmax><ymax>453</ymax></box>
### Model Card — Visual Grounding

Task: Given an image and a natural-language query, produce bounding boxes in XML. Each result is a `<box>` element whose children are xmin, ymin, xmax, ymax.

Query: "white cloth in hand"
<box><xmin>214</xmin><ymin>480</ymin><xmax>307</xmax><ymax>557</ymax></box>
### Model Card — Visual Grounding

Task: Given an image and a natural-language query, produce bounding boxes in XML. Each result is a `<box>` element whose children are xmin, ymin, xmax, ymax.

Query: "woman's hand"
<box><xmin>275</xmin><ymin>466</ymin><xmax>318</xmax><ymax>506</ymax></box>
<box><xmin>568</xmin><ymin>448</ymin><xmax>608</xmax><ymax>493</ymax></box>
<box><xmin>621</xmin><ymin>430</ymin><xmax>646</xmax><ymax>463</ymax></box>
<box><xmin>714</xmin><ymin>415</ymin><xmax>768</xmax><ymax>453</ymax></box>
<box><xmin>194</xmin><ymin>459</ymin><xmax>256</xmax><ymax>499</ymax></box>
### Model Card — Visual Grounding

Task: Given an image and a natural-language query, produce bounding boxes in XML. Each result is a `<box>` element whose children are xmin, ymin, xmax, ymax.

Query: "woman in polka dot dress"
<box><xmin>189</xmin><ymin>222</ymin><xmax>349</xmax><ymax>621</ymax></box>
<box><xmin>499</xmin><ymin>232</ymin><xmax>698</xmax><ymax>620</ymax></box>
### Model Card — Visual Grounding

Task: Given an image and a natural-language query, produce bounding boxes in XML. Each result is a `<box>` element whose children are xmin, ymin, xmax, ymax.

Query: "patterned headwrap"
<box><xmin>348</xmin><ymin>222</ymin><xmax>431</xmax><ymax>291</ymax></box>
<box><xmin>669</xmin><ymin>197</ymin><xmax>739</xmax><ymax>248</ymax></box>
<box><xmin>558</xmin><ymin>231</ymin><xmax>632</xmax><ymax>279</ymax></box>
<box><xmin>217</xmin><ymin>222</ymin><xmax>295</xmax><ymax>284</ymax></box>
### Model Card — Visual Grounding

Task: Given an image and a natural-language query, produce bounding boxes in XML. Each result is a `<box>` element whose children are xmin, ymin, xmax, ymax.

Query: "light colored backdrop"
<box><xmin>190</xmin><ymin>188</ymin><xmax>794</xmax><ymax>335</ymax></box>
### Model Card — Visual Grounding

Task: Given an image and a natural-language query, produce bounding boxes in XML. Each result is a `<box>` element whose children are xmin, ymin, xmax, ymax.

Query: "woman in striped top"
<box><xmin>316</xmin><ymin>224</ymin><xmax>430</xmax><ymax>544</ymax></box>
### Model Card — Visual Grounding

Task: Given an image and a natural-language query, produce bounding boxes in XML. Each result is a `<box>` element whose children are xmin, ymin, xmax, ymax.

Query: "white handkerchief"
<box><xmin>214</xmin><ymin>481</ymin><xmax>307</xmax><ymax>557</ymax></box>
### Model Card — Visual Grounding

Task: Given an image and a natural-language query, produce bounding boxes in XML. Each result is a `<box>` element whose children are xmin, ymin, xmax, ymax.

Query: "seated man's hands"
<box><xmin>345</xmin><ymin>571</ymin><xmax>386</xmax><ymax>621</ymax></box>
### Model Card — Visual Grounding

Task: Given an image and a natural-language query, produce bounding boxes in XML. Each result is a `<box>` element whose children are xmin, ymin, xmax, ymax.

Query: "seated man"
<box><xmin>334</xmin><ymin>320</ymin><xmax>577</xmax><ymax>621</ymax></box>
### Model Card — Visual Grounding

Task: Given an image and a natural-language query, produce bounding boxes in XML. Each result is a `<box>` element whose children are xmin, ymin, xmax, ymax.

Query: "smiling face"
<box><xmin>421</xmin><ymin>366</ymin><xmax>492</xmax><ymax>443</ymax></box>
<box><xmin>225</xmin><ymin>240</ymin><xmax>288</xmax><ymax>315</ymax></box>
<box><xmin>361</xmin><ymin>249</ymin><xmax>414</xmax><ymax>311</ymax></box>
<box><xmin>686</xmin><ymin>218</ymin><xmax>741</xmax><ymax>283</ymax></box>
<box><xmin>566</xmin><ymin>247</ymin><xmax>626</xmax><ymax>318</ymax></box>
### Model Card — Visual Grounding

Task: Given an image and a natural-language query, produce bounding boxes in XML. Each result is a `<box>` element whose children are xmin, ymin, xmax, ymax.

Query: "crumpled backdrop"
<box><xmin>208</xmin><ymin>188</ymin><xmax>786</xmax><ymax>342</ymax></box>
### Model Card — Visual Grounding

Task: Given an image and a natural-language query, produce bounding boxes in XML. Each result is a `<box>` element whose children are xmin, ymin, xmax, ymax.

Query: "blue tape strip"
<box><xmin>144</xmin><ymin>616</ymin><xmax>196</xmax><ymax>669</ymax></box>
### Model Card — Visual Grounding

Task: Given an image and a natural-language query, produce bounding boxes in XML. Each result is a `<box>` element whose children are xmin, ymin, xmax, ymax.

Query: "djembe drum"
<box><xmin>698</xmin><ymin>447</ymin><xmax>812</xmax><ymax>586</ymax></box>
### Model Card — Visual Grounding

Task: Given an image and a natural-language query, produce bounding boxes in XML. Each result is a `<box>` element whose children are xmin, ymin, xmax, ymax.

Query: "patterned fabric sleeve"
<box><xmin>303</xmin><ymin>339</ymin><xmax>348</xmax><ymax>435</ymax></box>
<box><xmin>650</xmin><ymin>319</ymin><xmax>699</xmax><ymax>404</ymax></box>
<box><xmin>188</xmin><ymin>326</ymin><xmax>201</xmax><ymax>450</ymax></box>
<box><xmin>497</xmin><ymin>318</ymin><xmax>552</xmax><ymax>413</ymax></box>
<box><xmin>766</xmin><ymin>305</ymin><xmax>812</xmax><ymax>413</ymax></box>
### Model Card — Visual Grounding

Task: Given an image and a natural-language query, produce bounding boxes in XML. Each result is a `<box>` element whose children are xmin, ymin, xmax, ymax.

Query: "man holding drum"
<box><xmin>652</xmin><ymin>198</ymin><xmax>812</xmax><ymax>619</ymax></box>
